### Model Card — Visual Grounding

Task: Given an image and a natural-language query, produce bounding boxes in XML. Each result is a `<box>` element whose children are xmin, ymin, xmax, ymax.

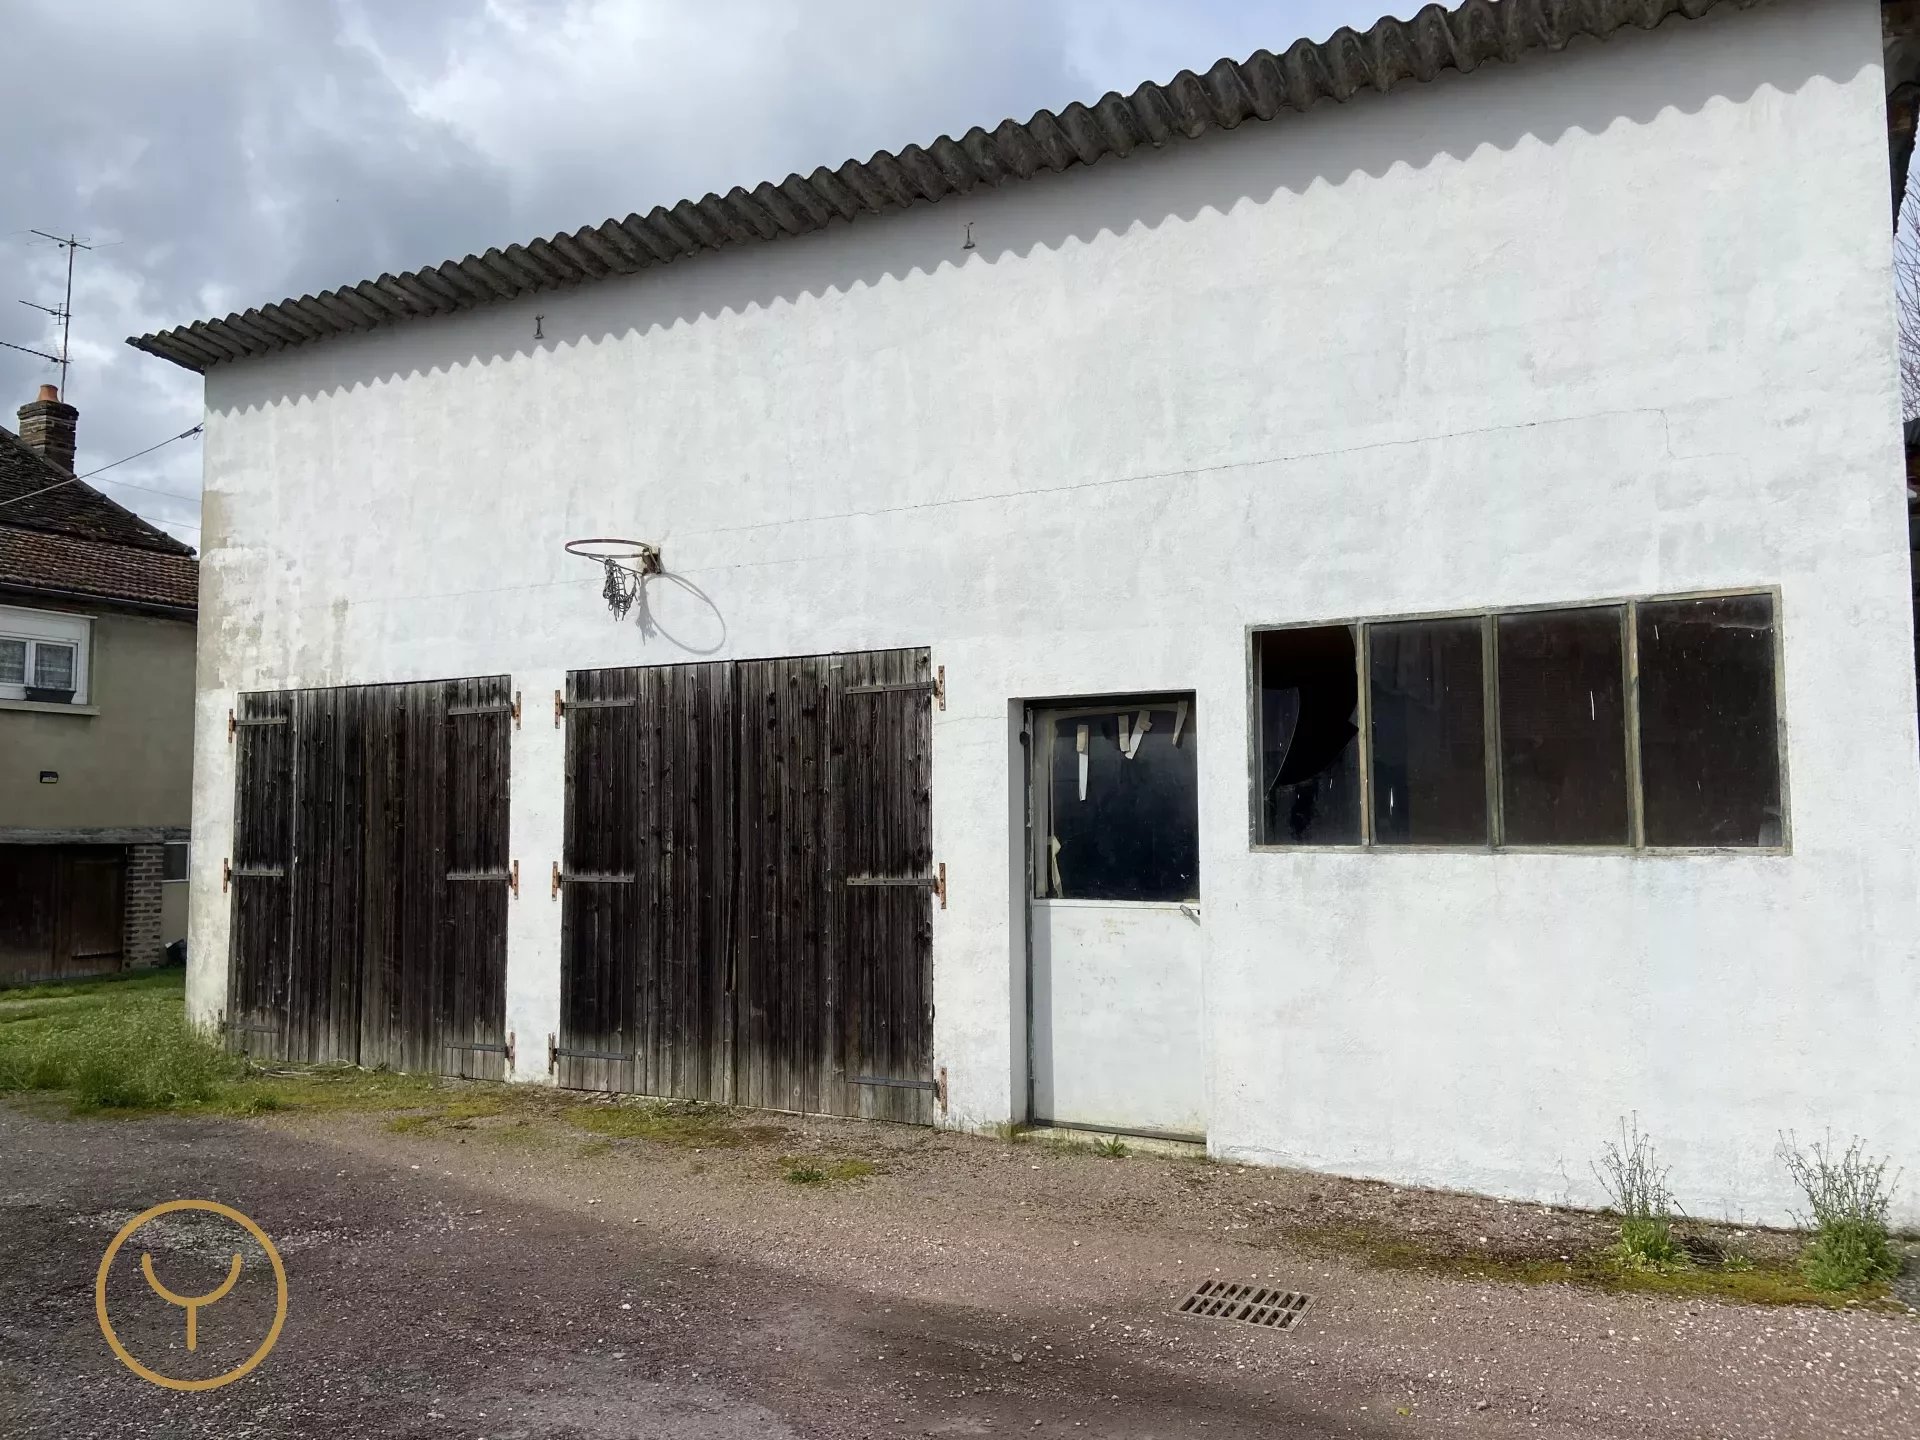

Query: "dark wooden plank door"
<box><xmin>733</xmin><ymin>655</ymin><xmax>837</xmax><ymax>1116</ymax></box>
<box><xmin>0</xmin><ymin>845</ymin><xmax>127</xmax><ymax>985</ymax></box>
<box><xmin>558</xmin><ymin>662</ymin><xmax>735</xmax><ymax>1097</ymax></box>
<box><xmin>227</xmin><ymin>677</ymin><xmax>509</xmax><ymax>1074</ymax></box>
<box><xmin>228</xmin><ymin>693</ymin><xmax>294</xmax><ymax>1057</ymax></box>
<box><xmin>837</xmin><ymin>649</ymin><xmax>936</xmax><ymax>1125</ymax></box>
<box><xmin>559</xmin><ymin>648</ymin><xmax>933</xmax><ymax>1124</ymax></box>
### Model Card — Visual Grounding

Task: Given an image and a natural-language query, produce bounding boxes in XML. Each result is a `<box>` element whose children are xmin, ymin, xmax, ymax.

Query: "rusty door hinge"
<box><xmin>553</xmin><ymin>689</ymin><xmax>565</xmax><ymax>728</ymax></box>
<box><xmin>507</xmin><ymin>859</ymin><xmax>519</xmax><ymax>898</ymax></box>
<box><xmin>226</xmin><ymin>708</ymin><xmax>235</xmax><ymax>743</ymax></box>
<box><xmin>935</xmin><ymin>664</ymin><xmax>945</xmax><ymax>711</ymax></box>
<box><xmin>512</xmin><ymin>691</ymin><xmax>522</xmax><ymax>729</ymax></box>
<box><xmin>935</xmin><ymin>861</ymin><xmax>947</xmax><ymax>910</ymax></box>
<box><xmin>938</xmin><ymin>1065</ymin><xmax>949</xmax><ymax>1116</ymax></box>
<box><xmin>221</xmin><ymin>857</ymin><xmax>231</xmax><ymax>893</ymax></box>
<box><xmin>551</xmin><ymin>860</ymin><xmax>562</xmax><ymax>899</ymax></box>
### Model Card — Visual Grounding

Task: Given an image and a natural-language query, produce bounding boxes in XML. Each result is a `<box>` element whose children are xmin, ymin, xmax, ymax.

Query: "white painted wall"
<box><xmin>185</xmin><ymin>0</ymin><xmax>1919</xmax><ymax>1223</ymax></box>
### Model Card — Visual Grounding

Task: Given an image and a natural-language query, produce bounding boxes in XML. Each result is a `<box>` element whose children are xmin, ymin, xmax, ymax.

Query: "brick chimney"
<box><xmin>17</xmin><ymin>384</ymin><xmax>77</xmax><ymax>473</ymax></box>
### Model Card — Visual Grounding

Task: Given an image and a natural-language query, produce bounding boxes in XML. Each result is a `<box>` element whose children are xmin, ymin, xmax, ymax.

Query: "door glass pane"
<box><xmin>1369</xmin><ymin>617</ymin><xmax>1488</xmax><ymax>846</ymax></box>
<box><xmin>0</xmin><ymin>638</ymin><xmax>23</xmax><ymax>685</ymax></box>
<box><xmin>32</xmin><ymin>642</ymin><xmax>75</xmax><ymax>689</ymax></box>
<box><xmin>1497</xmin><ymin>607</ymin><xmax>1629</xmax><ymax>846</ymax></box>
<box><xmin>1637</xmin><ymin>594</ymin><xmax>1782</xmax><ymax>846</ymax></box>
<box><xmin>1255</xmin><ymin>627</ymin><xmax>1361</xmax><ymax>845</ymax></box>
<box><xmin>1044</xmin><ymin>703</ymin><xmax>1198</xmax><ymax>901</ymax></box>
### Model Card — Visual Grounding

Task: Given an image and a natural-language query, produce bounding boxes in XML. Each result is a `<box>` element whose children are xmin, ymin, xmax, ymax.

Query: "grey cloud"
<box><xmin>1</xmin><ymin>0</ymin><xmax>1393</xmax><ymax>545</ymax></box>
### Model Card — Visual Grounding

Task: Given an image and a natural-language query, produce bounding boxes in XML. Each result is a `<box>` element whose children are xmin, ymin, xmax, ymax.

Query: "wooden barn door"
<box><xmin>228</xmin><ymin>692</ymin><xmax>294</xmax><ymax>1057</ymax></box>
<box><xmin>226</xmin><ymin>677</ymin><xmax>511</xmax><ymax>1076</ymax></box>
<box><xmin>558</xmin><ymin>648</ymin><xmax>935</xmax><ymax>1123</ymax></box>
<box><xmin>557</xmin><ymin>663</ymin><xmax>735</xmax><ymax>1096</ymax></box>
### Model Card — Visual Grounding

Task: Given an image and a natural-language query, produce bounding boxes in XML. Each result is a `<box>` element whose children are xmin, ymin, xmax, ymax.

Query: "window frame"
<box><xmin>1245</xmin><ymin>586</ymin><xmax>1788</xmax><ymax>856</ymax></box>
<box><xmin>0</xmin><ymin>605</ymin><xmax>91</xmax><ymax>704</ymax></box>
<box><xmin>163</xmin><ymin>842</ymin><xmax>191</xmax><ymax>884</ymax></box>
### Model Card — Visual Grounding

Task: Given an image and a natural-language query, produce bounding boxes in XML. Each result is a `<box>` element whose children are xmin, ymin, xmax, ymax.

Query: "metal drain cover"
<box><xmin>1176</xmin><ymin>1279</ymin><xmax>1313</xmax><ymax>1331</ymax></box>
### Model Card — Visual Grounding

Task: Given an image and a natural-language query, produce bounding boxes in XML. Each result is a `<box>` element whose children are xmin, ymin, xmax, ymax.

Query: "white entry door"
<box><xmin>1028</xmin><ymin>697</ymin><xmax>1203</xmax><ymax>1140</ymax></box>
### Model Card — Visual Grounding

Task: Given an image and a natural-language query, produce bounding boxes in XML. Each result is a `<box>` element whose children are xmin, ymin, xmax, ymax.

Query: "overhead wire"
<box><xmin>0</xmin><ymin>422</ymin><xmax>203</xmax><ymax>511</ymax></box>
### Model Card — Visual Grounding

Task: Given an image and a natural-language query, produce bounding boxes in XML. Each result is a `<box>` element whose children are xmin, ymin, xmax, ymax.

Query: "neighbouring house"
<box><xmin>133</xmin><ymin>0</ymin><xmax>1920</xmax><ymax>1224</ymax></box>
<box><xmin>0</xmin><ymin>385</ymin><xmax>198</xmax><ymax>983</ymax></box>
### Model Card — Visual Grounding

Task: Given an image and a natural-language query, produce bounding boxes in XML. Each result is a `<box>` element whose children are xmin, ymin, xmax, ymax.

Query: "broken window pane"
<box><xmin>1044</xmin><ymin>703</ymin><xmax>1198</xmax><ymax>901</ymax></box>
<box><xmin>1636</xmin><ymin>594</ymin><xmax>1782</xmax><ymax>847</ymax></box>
<box><xmin>1369</xmin><ymin>617</ymin><xmax>1488</xmax><ymax>846</ymax></box>
<box><xmin>1496</xmin><ymin>607</ymin><xmax>1629</xmax><ymax>846</ymax></box>
<box><xmin>1255</xmin><ymin>627</ymin><xmax>1361</xmax><ymax>845</ymax></box>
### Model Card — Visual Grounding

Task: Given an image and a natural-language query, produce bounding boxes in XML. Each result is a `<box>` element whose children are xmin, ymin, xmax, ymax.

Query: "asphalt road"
<box><xmin>0</xmin><ymin>1106</ymin><xmax>1370</xmax><ymax>1439</ymax></box>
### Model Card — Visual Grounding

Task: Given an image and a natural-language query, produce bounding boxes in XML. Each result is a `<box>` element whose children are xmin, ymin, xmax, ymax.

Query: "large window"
<box><xmin>1251</xmin><ymin>591</ymin><xmax>1784</xmax><ymax>851</ymax></box>
<box><xmin>0</xmin><ymin>605</ymin><xmax>90</xmax><ymax>705</ymax></box>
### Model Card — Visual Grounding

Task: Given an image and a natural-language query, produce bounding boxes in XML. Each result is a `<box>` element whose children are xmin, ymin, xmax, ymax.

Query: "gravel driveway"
<box><xmin>1</xmin><ymin>1100</ymin><xmax>1913</xmax><ymax>1438</ymax></box>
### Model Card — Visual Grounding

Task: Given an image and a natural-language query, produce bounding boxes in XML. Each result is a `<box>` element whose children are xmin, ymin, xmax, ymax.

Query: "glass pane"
<box><xmin>1255</xmin><ymin>627</ymin><xmax>1361</xmax><ymax>844</ymax></box>
<box><xmin>1045</xmin><ymin>703</ymin><xmax>1199</xmax><ymax>901</ymax></box>
<box><xmin>1369</xmin><ymin>617</ymin><xmax>1488</xmax><ymax>846</ymax></box>
<box><xmin>32</xmin><ymin>641</ymin><xmax>75</xmax><ymax>689</ymax></box>
<box><xmin>0</xmin><ymin>638</ymin><xmax>23</xmax><ymax>685</ymax></box>
<box><xmin>1497</xmin><ymin>607</ymin><xmax>1629</xmax><ymax>846</ymax></box>
<box><xmin>163</xmin><ymin>843</ymin><xmax>191</xmax><ymax>882</ymax></box>
<box><xmin>1637</xmin><ymin>594</ymin><xmax>1782</xmax><ymax>847</ymax></box>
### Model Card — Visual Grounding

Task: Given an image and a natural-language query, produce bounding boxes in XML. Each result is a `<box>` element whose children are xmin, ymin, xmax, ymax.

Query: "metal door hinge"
<box><xmin>221</xmin><ymin>857</ymin><xmax>231</xmax><ymax>893</ymax></box>
<box><xmin>508</xmin><ymin>859</ymin><xmax>519</xmax><ymax>898</ymax></box>
<box><xmin>936</xmin><ymin>860</ymin><xmax>946</xmax><ymax>909</ymax></box>
<box><xmin>551</xmin><ymin>860</ymin><xmax>562</xmax><ymax>899</ymax></box>
<box><xmin>554</xmin><ymin>689</ymin><xmax>565</xmax><ymax>728</ymax></box>
<box><xmin>226</xmin><ymin>708</ymin><xmax>234</xmax><ymax>743</ymax></box>
<box><xmin>845</xmin><ymin>860</ymin><xmax>944</xmax><ymax>908</ymax></box>
<box><xmin>847</xmin><ymin>665</ymin><xmax>945</xmax><ymax>711</ymax></box>
<box><xmin>446</xmin><ymin>1033</ymin><xmax>515</xmax><ymax>1066</ymax></box>
<box><xmin>512</xmin><ymin>691</ymin><xmax>522</xmax><ymax>729</ymax></box>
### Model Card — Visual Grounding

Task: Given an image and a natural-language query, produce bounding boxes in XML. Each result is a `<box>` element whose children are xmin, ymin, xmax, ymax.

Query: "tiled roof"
<box><xmin>0</xmin><ymin>427</ymin><xmax>198</xmax><ymax>613</ymax></box>
<box><xmin>0</xmin><ymin>526</ymin><xmax>198</xmax><ymax>612</ymax></box>
<box><xmin>127</xmin><ymin>0</ymin><xmax>1758</xmax><ymax>373</ymax></box>
<box><xmin>0</xmin><ymin>428</ymin><xmax>194</xmax><ymax>556</ymax></box>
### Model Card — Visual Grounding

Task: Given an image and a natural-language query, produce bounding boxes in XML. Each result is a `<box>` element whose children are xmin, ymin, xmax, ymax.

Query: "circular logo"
<box><xmin>94</xmin><ymin>1200</ymin><xmax>288</xmax><ymax>1392</ymax></box>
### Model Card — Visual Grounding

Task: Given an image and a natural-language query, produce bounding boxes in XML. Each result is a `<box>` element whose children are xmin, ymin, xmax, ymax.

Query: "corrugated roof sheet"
<box><xmin>128</xmin><ymin>0</ymin><xmax>1757</xmax><ymax>373</ymax></box>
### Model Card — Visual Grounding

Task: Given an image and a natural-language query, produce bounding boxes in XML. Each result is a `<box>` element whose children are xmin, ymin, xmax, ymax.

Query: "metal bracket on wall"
<box><xmin>846</xmin><ymin>861</ymin><xmax>946</xmax><ymax>910</ymax></box>
<box><xmin>846</xmin><ymin>665</ymin><xmax>945</xmax><ymax>711</ymax></box>
<box><xmin>446</xmin><ymin>1033</ymin><xmax>515</xmax><ymax>1067</ymax></box>
<box><xmin>547</xmin><ymin>1033</ymin><xmax>634</xmax><ymax>1074</ymax></box>
<box><xmin>851</xmin><ymin>1066</ymin><xmax>947</xmax><ymax>1113</ymax></box>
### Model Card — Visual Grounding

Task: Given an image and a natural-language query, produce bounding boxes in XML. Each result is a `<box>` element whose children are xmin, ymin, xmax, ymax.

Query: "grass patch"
<box><xmin>781</xmin><ymin>1155</ymin><xmax>877</xmax><ymax>1185</ymax></box>
<box><xmin>1291</xmin><ymin>1224</ymin><xmax>1890</xmax><ymax>1310</ymax></box>
<box><xmin>383</xmin><ymin>1095</ymin><xmax>511</xmax><ymax>1134</ymax></box>
<box><xmin>564</xmin><ymin>1100</ymin><xmax>781</xmax><ymax>1149</ymax></box>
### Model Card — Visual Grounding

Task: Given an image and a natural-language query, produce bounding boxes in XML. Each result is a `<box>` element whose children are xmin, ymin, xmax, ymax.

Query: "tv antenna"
<box><xmin>3</xmin><ymin>230</ymin><xmax>91</xmax><ymax>397</ymax></box>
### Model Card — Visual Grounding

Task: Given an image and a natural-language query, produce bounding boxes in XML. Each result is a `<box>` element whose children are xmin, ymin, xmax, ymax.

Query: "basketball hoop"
<box><xmin>565</xmin><ymin>537</ymin><xmax>662</xmax><ymax>620</ymax></box>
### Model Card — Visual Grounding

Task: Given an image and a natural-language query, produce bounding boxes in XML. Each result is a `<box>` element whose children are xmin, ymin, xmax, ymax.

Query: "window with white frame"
<box><xmin>0</xmin><ymin>605</ymin><xmax>91</xmax><ymax>704</ymax></box>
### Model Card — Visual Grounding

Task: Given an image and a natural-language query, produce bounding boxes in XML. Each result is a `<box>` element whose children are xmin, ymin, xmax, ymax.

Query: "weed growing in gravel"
<box><xmin>1593</xmin><ymin>1116</ymin><xmax>1687</xmax><ymax>1271</ymax></box>
<box><xmin>1094</xmin><ymin>1136</ymin><xmax>1130</xmax><ymax>1159</ymax></box>
<box><xmin>780</xmin><ymin>1156</ymin><xmax>877</xmax><ymax>1185</ymax></box>
<box><xmin>1777</xmin><ymin>1132</ymin><xmax>1903</xmax><ymax>1291</ymax></box>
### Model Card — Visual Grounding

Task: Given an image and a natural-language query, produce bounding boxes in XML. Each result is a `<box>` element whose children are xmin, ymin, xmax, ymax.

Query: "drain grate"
<box><xmin>1176</xmin><ymin>1279</ymin><xmax>1313</xmax><ymax>1331</ymax></box>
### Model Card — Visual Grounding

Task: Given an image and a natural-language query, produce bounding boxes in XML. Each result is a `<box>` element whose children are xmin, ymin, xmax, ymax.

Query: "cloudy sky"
<box><xmin>0</xmin><ymin>0</ymin><xmax>1421</xmax><ymax>550</ymax></box>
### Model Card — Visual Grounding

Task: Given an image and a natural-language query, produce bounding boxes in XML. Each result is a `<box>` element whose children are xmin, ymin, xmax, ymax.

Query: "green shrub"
<box><xmin>1614</xmin><ymin>1216</ymin><xmax>1687</xmax><ymax>1271</ymax></box>
<box><xmin>1778</xmin><ymin>1132</ymin><xmax>1903</xmax><ymax>1291</ymax></box>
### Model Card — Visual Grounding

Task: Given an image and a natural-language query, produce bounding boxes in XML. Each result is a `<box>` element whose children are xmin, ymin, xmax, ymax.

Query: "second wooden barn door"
<box><xmin>557</xmin><ymin>649</ymin><xmax>936</xmax><ymax>1122</ymax></box>
<box><xmin>225</xmin><ymin>677</ymin><xmax>512</xmax><ymax>1076</ymax></box>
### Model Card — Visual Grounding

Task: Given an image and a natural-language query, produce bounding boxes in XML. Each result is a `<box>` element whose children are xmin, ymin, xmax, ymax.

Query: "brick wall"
<box><xmin>123</xmin><ymin>844</ymin><xmax>166</xmax><ymax>968</ymax></box>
